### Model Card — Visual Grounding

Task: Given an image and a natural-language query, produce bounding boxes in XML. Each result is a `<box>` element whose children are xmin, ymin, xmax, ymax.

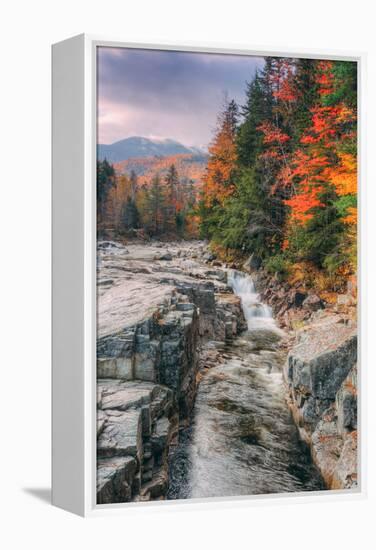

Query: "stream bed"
<box><xmin>168</xmin><ymin>270</ymin><xmax>324</xmax><ymax>499</ymax></box>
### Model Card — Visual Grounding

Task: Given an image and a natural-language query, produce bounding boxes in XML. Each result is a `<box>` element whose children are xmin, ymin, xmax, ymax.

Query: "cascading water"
<box><xmin>228</xmin><ymin>270</ymin><xmax>273</xmax><ymax>327</ymax></box>
<box><xmin>168</xmin><ymin>268</ymin><xmax>323</xmax><ymax>500</ymax></box>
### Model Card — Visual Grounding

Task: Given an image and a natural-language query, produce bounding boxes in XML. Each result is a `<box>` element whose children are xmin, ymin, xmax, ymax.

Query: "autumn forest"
<box><xmin>97</xmin><ymin>57</ymin><xmax>357</xmax><ymax>290</ymax></box>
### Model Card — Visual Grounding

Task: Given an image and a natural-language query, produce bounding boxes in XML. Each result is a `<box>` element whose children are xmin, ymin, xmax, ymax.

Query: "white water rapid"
<box><xmin>168</xmin><ymin>268</ymin><xmax>323</xmax><ymax>499</ymax></box>
<box><xmin>228</xmin><ymin>270</ymin><xmax>273</xmax><ymax>327</ymax></box>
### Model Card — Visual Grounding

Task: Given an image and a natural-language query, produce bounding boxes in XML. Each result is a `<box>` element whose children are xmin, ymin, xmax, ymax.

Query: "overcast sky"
<box><xmin>97</xmin><ymin>47</ymin><xmax>264</xmax><ymax>148</ymax></box>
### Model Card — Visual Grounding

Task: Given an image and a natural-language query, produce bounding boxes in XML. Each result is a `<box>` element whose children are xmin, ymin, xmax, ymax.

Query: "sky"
<box><xmin>97</xmin><ymin>47</ymin><xmax>264</xmax><ymax>148</ymax></box>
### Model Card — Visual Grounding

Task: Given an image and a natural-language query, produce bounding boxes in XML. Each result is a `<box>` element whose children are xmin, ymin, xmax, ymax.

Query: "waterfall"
<box><xmin>168</xmin><ymin>257</ymin><xmax>322</xmax><ymax>501</ymax></box>
<box><xmin>228</xmin><ymin>270</ymin><xmax>273</xmax><ymax>329</ymax></box>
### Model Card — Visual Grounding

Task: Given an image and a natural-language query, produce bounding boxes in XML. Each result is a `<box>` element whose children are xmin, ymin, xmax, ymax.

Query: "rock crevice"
<box><xmin>96</xmin><ymin>241</ymin><xmax>245</xmax><ymax>504</ymax></box>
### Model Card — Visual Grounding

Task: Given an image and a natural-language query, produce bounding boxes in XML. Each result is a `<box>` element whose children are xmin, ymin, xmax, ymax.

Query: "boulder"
<box><xmin>285</xmin><ymin>316</ymin><xmax>358</xmax><ymax>490</ymax></box>
<box><xmin>205</xmin><ymin>269</ymin><xmax>227</xmax><ymax>283</ymax></box>
<box><xmin>203</xmin><ymin>252</ymin><xmax>216</xmax><ymax>262</ymax></box>
<box><xmin>159</xmin><ymin>253</ymin><xmax>172</xmax><ymax>261</ymax></box>
<box><xmin>292</xmin><ymin>290</ymin><xmax>307</xmax><ymax>308</ymax></box>
<box><xmin>302</xmin><ymin>294</ymin><xmax>323</xmax><ymax>312</ymax></box>
<box><xmin>287</xmin><ymin>327</ymin><xmax>357</xmax><ymax>408</ymax></box>
<box><xmin>243</xmin><ymin>253</ymin><xmax>262</xmax><ymax>272</ymax></box>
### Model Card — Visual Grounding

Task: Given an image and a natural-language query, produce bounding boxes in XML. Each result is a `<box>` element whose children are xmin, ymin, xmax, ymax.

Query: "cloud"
<box><xmin>97</xmin><ymin>47</ymin><xmax>264</xmax><ymax>147</ymax></box>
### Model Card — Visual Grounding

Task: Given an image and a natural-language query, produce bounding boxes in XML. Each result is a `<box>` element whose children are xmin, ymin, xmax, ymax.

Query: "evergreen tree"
<box><xmin>97</xmin><ymin>159</ymin><xmax>115</xmax><ymax>227</ymax></box>
<box><xmin>323</xmin><ymin>61</ymin><xmax>357</xmax><ymax>110</ymax></box>
<box><xmin>292</xmin><ymin>59</ymin><xmax>319</xmax><ymax>143</ymax></box>
<box><xmin>164</xmin><ymin>164</ymin><xmax>180</xmax><ymax>232</ymax></box>
<box><xmin>120</xmin><ymin>196</ymin><xmax>140</xmax><ymax>231</ymax></box>
<box><xmin>210</xmin><ymin>168</ymin><xmax>271</xmax><ymax>255</ymax></box>
<box><xmin>237</xmin><ymin>73</ymin><xmax>265</xmax><ymax>168</ymax></box>
<box><xmin>144</xmin><ymin>173</ymin><xmax>166</xmax><ymax>236</ymax></box>
<box><xmin>129</xmin><ymin>170</ymin><xmax>138</xmax><ymax>201</ymax></box>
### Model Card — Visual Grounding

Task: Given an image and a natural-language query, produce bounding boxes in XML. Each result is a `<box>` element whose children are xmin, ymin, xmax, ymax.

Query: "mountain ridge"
<box><xmin>114</xmin><ymin>152</ymin><xmax>207</xmax><ymax>188</ymax></box>
<box><xmin>98</xmin><ymin>136</ymin><xmax>206</xmax><ymax>163</ymax></box>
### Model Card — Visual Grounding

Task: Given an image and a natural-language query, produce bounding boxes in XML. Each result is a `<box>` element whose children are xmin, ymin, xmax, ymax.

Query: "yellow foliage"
<box><xmin>344</xmin><ymin>206</ymin><xmax>357</xmax><ymax>225</ymax></box>
<box><xmin>287</xmin><ymin>262</ymin><xmax>307</xmax><ymax>287</ymax></box>
<box><xmin>319</xmin><ymin>291</ymin><xmax>338</xmax><ymax>305</ymax></box>
<box><xmin>287</xmin><ymin>261</ymin><xmax>338</xmax><ymax>292</ymax></box>
<box><xmin>204</xmin><ymin>132</ymin><xmax>237</xmax><ymax>207</ymax></box>
<box><xmin>325</xmin><ymin>152</ymin><xmax>357</xmax><ymax>197</ymax></box>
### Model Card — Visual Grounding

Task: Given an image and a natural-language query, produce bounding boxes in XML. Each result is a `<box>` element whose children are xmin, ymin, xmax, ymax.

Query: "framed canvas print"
<box><xmin>52</xmin><ymin>35</ymin><xmax>365</xmax><ymax>516</ymax></box>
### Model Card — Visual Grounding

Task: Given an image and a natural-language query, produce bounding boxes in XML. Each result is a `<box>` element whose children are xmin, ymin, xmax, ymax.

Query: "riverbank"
<box><xmin>239</xmin><ymin>255</ymin><xmax>358</xmax><ymax>490</ymax></box>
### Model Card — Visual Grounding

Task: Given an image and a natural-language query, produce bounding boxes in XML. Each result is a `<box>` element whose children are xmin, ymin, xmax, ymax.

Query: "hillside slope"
<box><xmin>98</xmin><ymin>136</ymin><xmax>204</xmax><ymax>163</ymax></box>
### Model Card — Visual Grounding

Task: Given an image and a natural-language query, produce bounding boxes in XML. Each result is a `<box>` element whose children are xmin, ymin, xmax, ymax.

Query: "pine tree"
<box><xmin>292</xmin><ymin>59</ymin><xmax>319</xmax><ymax>142</ymax></box>
<box><xmin>164</xmin><ymin>164</ymin><xmax>180</xmax><ymax>233</ymax></box>
<box><xmin>210</xmin><ymin>168</ymin><xmax>270</xmax><ymax>254</ymax></box>
<box><xmin>129</xmin><ymin>170</ymin><xmax>138</xmax><ymax>201</ymax></box>
<box><xmin>144</xmin><ymin>173</ymin><xmax>166</xmax><ymax>236</ymax></box>
<box><xmin>237</xmin><ymin>73</ymin><xmax>265</xmax><ymax>168</ymax></box>
<box><xmin>97</xmin><ymin>159</ymin><xmax>115</xmax><ymax>227</ymax></box>
<box><xmin>120</xmin><ymin>196</ymin><xmax>140</xmax><ymax>231</ymax></box>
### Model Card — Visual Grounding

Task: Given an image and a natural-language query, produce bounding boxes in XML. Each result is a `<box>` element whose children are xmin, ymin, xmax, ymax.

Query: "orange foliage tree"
<box><xmin>280</xmin><ymin>61</ymin><xmax>357</xmax><ymax>226</ymax></box>
<box><xmin>203</xmin><ymin>98</ymin><xmax>238</xmax><ymax>207</ymax></box>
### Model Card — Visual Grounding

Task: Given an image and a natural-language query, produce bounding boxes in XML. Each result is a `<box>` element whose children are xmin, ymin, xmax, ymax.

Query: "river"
<box><xmin>168</xmin><ymin>269</ymin><xmax>324</xmax><ymax>499</ymax></box>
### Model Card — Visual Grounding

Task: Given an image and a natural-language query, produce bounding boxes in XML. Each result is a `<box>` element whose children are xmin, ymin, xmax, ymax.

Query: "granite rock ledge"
<box><xmin>96</xmin><ymin>241</ymin><xmax>246</xmax><ymax>503</ymax></box>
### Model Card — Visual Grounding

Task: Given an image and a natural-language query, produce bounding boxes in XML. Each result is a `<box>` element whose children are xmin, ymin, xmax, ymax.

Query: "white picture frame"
<box><xmin>52</xmin><ymin>34</ymin><xmax>366</xmax><ymax>517</ymax></box>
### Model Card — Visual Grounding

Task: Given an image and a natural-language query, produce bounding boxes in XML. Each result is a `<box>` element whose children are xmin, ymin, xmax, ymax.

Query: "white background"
<box><xmin>1</xmin><ymin>0</ymin><xmax>375</xmax><ymax>548</ymax></box>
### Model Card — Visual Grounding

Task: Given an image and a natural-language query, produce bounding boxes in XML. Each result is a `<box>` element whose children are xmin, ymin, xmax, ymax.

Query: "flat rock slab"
<box><xmin>97</xmin><ymin>240</ymin><xmax>226</xmax><ymax>340</ymax></box>
<box><xmin>99</xmin><ymin>380</ymin><xmax>157</xmax><ymax>411</ymax></box>
<box><xmin>98</xmin><ymin>276</ymin><xmax>174</xmax><ymax>338</ymax></box>
<box><xmin>291</xmin><ymin>315</ymin><xmax>356</xmax><ymax>363</ymax></box>
<box><xmin>97</xmin><ymin>408</ymin><xmax>142</xmax><ymax>458</ymax></box>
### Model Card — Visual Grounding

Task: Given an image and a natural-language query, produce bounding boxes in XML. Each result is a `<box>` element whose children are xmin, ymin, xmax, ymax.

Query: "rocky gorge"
<box><xmin>96</xmin><ymin>240</ymin><xmax>358</xmax><ymax>504</ymax></box>
<box><xmin>96</xmin><ymin>241</ymin><xmax>246</xmax><ymax>503</ymax></box>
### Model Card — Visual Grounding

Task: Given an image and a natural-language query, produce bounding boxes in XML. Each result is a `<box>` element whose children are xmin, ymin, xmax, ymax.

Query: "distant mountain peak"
<box><xmin>97</xmin><ymin>136</ymin><xmax>206</xmax><ymax>163</ymax></box>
